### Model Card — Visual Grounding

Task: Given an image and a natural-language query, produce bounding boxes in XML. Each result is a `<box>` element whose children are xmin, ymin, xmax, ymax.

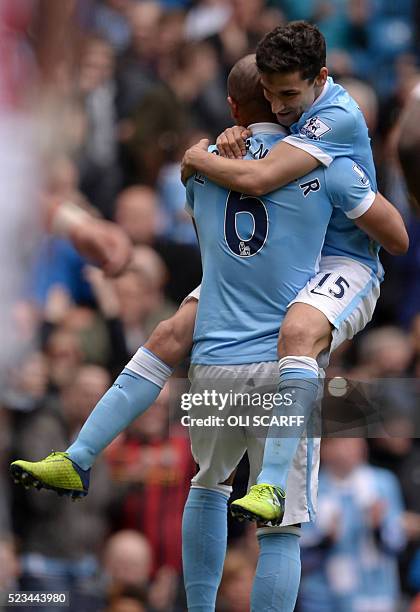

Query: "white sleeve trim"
<box><xmin>345</xmin><ymin>190</ymin><xmax>376</xmax><ymax>219</ymax></box>
<box><xmin>283</xmin><ymin>135</ymin><xmax>333</xmax><ymax>167</ymax></box>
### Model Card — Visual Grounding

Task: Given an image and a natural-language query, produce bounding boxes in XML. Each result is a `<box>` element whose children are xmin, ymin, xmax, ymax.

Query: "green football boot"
<box><xmin>10</xmin><ymin>452</ymin><xmax>90</xmax><ymax>500</ymax></box>
<box><xmin>230</xmin><ymin>484</ymin><xmax>286</xmax><ymax>525</ymax></box>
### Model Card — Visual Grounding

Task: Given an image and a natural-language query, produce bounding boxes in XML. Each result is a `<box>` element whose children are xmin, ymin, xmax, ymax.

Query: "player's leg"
<box><xmin>251</xmin><ymin>525</ymin><xmax>301</xmax><ymax>612</ymax></box>
<box><xmin>182</xmin><ymin>364</ymin><xmax>248</xmax><ymax>611</ymax></box>
<box><xmin>10</xmin><ymin>294</ymin><xmax>199</xmax><ymax>497</ymax></box>
<box><xmin>143</xmin><ymin>293</ymin><xmax>198</xmax><ymax>366</ymax></box>
<box><xmin>182</xmin><ymin>472</ymin><xmax>236</xmax><ymax>612</ymax></box>
<box><xmin>65</xmin><ymin>296</ymin><xmax>198</xmax><ymax>467</ymax></box>
<box><xmin>234</xmin><ymin>257</ymin><xmax>380</xmax><ymax>523</ymax></box>
<box><xmin>231</xmin><ymin>308</ymin><xmax>327</xmax><ymax>521</ymax></box>
<box><xmin>239</xmin><ymin>405</ymin><xmax>313</xmax><ymax>611</ymax></box>
<box><xmin>278</xmin><ymin>302</ymin><xmax>333</xmax><ymax>359</ymax></box>
<box><xmin>255</xmin><ymin>302</ymin><xmax>329</xmax><ymax>490</ymax></box>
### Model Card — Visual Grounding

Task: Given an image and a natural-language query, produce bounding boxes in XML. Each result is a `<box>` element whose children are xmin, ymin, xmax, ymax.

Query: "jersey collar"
<box><xmin>310</xmin><ymin>77</ymin><xmax>331</xmax><ymax>109</ymax></box>
<box><xmin>248</xmin><ymin>122</ymin><xmax>288</xmax><ymax>136</ymax></box>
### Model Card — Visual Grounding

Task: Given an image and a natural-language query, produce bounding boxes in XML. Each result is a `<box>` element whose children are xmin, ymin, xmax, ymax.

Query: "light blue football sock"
<box><xmin>182</xmin><ymin>487</ymin><xmax>229</xmax><ymax>612</ymax></box>
<box><xmin>66</xmin><ymin>347</ymin><xmax>172</xmax><ymax>470</ymax></box>
<box><xmin>251</xmin><ymin>530</ymin><xmax>301</xmax><ymax>612</ymax></box>
<box><xmin>258</xmin><ymin>356</ymin><xmax>319</xmax><ymax>490</ymax></box>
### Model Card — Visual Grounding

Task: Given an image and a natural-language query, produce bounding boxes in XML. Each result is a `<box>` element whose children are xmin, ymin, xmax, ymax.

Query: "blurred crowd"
<box><xmin>0</xmin><ymin>0</ymin><xmax>419</xmax><ymax>610</ymax></box>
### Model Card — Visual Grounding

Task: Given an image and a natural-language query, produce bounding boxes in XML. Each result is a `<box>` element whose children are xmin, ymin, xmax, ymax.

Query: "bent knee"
<box><xmin>146</xmin><ymin>313</ymin><xmax>194</xmax><ymax>365</ymax></box>
<box><xmin>279</xmin><ymin>320</ymin><xmax>313</xmax><ymax>354</ymax></box>
<box><xmin>279</xmin><ymin>318</ymin><xmax>331</xmax><ymax>358</ymax></box>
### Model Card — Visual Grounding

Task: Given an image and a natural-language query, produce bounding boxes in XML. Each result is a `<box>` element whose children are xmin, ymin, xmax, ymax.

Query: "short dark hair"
<box><xmin>256</xmin><ymin>21</ymin><xmax>326</xmax><ymax>81</ymax></box>
<box><xmin>227</xmin><ymin>54</ymin><xmax>265</xmax><ymax>105</ymax></box>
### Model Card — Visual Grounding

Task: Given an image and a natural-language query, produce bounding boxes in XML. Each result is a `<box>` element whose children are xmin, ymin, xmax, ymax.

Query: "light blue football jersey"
<box><xmin>301</xmin><ymin>465</ymin><xmax>405</xmax><ymax>610</ymax></box>
<box><xmin>284</xmin><ymin>77</ymin><xmax>383</xmax><ymax>279</ymax></box>
<box><xmin>187</xmin><ymin>124</ymin><xmax>377</xmax><ymax>365</ymax></box>
<box><xmin>284</xmin><ymin>77</ymin><xmax>376</xmax><ymax>185</ymax></box>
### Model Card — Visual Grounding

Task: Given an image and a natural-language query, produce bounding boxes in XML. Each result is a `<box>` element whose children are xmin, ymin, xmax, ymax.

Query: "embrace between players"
<box><xmin>11</xmin><ymin>21</ymin><xmax>408</xmax><ymax>612</ymax></box>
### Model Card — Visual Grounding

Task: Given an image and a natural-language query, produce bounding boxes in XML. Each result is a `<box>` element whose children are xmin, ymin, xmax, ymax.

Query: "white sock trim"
<box><xmin>126</xmin><ymin>347</ymin><xmax>173</xmax><ymax>388</ymax></box>
<box><xmin>257</xmin><ymin>525</ymin><xmax>301</xmax><ymax>537</ymax></box>
<box><xmin>191</xmin><ymin>483</ymin><xmax>232</xmax><ymax>498</ymax></box>
<box><xmin>278</xmin><ymin>355</ymin><xmax>319</xmax><ymax>377</ymax></box>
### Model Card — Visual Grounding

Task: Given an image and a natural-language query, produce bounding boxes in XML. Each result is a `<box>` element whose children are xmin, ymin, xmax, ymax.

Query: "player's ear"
<box><xmin>315</xmin><ymin>67</ymin><xmax>328</xmax><ymax>88</ymax></box>
<box><xmin>227</xmin><ymin>96</ymin><xmax>238</xmax><ymax>121</ymax></box>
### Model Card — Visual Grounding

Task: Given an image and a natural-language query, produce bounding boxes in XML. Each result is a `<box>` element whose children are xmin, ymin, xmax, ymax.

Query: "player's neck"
<box><xmin>312</xmin><ymin>79</ymin><xmax>329</xmax><ymax>106</ymax></box>
<box><xmin>248</xmin><ymin>122</ymin><xmax>287</xmax><ymax>136</ymax></box>
<box><xmin>239</xmin><ymin>111</ymin><xmax>275</xmax><ymax>127</ymax></box>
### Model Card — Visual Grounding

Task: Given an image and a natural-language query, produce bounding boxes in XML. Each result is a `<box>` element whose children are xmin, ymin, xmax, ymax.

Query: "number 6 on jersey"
<box><xmin>224</xmin><ymin>191</ymin><xmax>269</xmax><ymax>257</ymax></box>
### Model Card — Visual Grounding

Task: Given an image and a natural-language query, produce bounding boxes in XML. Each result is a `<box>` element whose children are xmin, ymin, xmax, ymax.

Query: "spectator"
<box><xmin>0</xmin><ymin>537</ymin><xmax>20</xmax><ymax>600</ymax></box>
<box><xmin>105</xmin><ymin>586</ymin><xmax>147</xmax><ymax>612</ymax></box>
<box><xmin>103</xmin><ymin>530</ymin><xmax>152</xmax><ymax>592</ymax></box>
<box><xmin>157</xmin><ymin>130</ymin><xmax>204</xmax><ymax>246</ymax></box>
<box><xmin>11</xmin><ymin>365</ymin><xmax>114</xmax><ymax>611</ymax></box>
<box><xmin>77</xmin><ymin>35</ymin><xmax>123</xmax><ymax>218</ymax></box>
<box><xmin>93</xmin><ymin>0</ymin><xmax>133</xmax><ymax>52</ymax></box>
<box><xmin>44</xmin><ymin>326</ymin><xmax>84</xmax><ymax>391</ymax></box>
<box><xmin>106</xmin><ymin>383</ymin><xmax>195</xmax><ymax>573</ymax></box>
<box><xmin>113</xmin><ymin>259</ymin><xmax>175</xmax><ymax>352</ymax></box>
<box><xmin>116</xmin><ymin>1</ymin><xmax>163</xmax><ymax>119</ymax></box>
<box><xmin>217</xmin><ymin>549</ymin><xmax>256</xmax><ymax>612</ymax></box>
<box><xmin>115</xmin><ymin>186</ymin><xmax>201</xmax><ymax>303</ymax></box>
<box><xmin>354</xmin><ymin>326</ymin><xmax>413</xmax><ymax>379</ymax></box>
<box><xmin>370</xmin><ymin>415</ymin><xmax>420</xmax><ymax>594</ymax></box>
<box><xmin>103</xmin><ymin>530</ymin><xmax>180</xmax><ymax>610</ymax></box>
<box><xmin>299</xmin><ymin>438</ymin><xmax>406</xmax><ymax>612</ymax></box>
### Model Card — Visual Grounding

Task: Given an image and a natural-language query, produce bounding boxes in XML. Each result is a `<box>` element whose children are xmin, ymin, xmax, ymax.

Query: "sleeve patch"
<box><xmin>299</xmin><ymin>116</ymin><xmax>332</xmax><ymax>140</ymax></box>
<box><xmin>351</xmin><ymin>162</ymin><xmax>370</xmax><ymax>186</ymax></box>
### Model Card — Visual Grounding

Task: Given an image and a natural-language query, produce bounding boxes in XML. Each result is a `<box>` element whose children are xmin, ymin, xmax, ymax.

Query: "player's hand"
<box><xmin>216</xmin><ymin>126</ymin><xmax>251</xmax><ymax>158</ymax></box>
<box><xmin>181</xmin><ymin>138</ymin><xmax>209</xmax><ymax>185</ymax></box>
<box><xmin>69</xmin><ymin>218</ymin><xmax>132</xmax><ymax>277</ymax></box>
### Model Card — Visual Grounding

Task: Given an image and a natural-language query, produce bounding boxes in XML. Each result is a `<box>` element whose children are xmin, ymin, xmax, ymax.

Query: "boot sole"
<box><xmin>230</xmin><ymin>504</ymin><xmax>282</xmax><ymax>526</ymax></box>
<box><xmin>10</xmin><ymin>464</ymin><xmax>86</xmax><ymax>501</ymax></box>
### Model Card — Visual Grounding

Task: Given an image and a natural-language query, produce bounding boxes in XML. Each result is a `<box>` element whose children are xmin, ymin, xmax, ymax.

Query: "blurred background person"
<box><xmin>398</xmin><ymin>81</ymin><xmax>420</xmax><ymax>212</ymax></box>
<box><xmin>298</xmin><ymin>438</ymin><xmax>406</xmax><ymax>612</ymax></box>
<box><xmin>105</xmin><ymin>383</ymin><xmax>195</xmax><ymax>575</ymax></box>
<box><xmin>11</xmin><ymin>365</ymin><xmax>114</xmax><ymax>611</ymax></box>
<box><xmin>103</xmin><ymin>530</ymin><xmax>180</xmax><ymax>611</ymax></box>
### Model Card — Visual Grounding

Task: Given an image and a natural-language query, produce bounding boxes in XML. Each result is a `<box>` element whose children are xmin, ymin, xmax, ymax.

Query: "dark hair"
<box><xmin>256</xmin><ymin>21</ymin><xmax>326</xmax><ymax>81</ymax></box>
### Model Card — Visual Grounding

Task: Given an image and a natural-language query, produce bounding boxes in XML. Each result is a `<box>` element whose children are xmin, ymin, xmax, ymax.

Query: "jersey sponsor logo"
<box><xmin>299</xmin><ymin>116</ymin><xmax>331</xmax><ymax>140</ymax></box>
<box><xmin>299</xmin><ymin>178</ymin><xmax>321</xmax><ymax>197</ymax></box>
<box><xmin>352</xmin><ymin>162</ymin><xmax>370</xmax><ymax>186</ymax></box>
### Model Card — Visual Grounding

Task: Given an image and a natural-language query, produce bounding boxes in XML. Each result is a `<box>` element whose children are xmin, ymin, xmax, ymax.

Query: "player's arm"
<box><xmin>48</xmin><ymin>198</ymin><xmax>132</xmax><ymax>276</ymax></box>
<box><xmin>397</xmin><ymin>87</ymin><xmax>420</xmax><ymax>211</ymax></box>
<box><xmin>326</xmin><ymin>158</ymin><xmax>409</xmax><ymax>256</ymax></box>
<box><xmin>182</xmin><ymin>139</ymin><xmax>319</xmax><ymax>196</ymax></box>
<box><xmin>354</xmin><ymin>193</ymin><xmax>409</xmax><ymax>256</ymax></box>
<box><xmin>182</xmin><ymin>107</ymin><xmax>356</xmax><ymax>194</ymax></box>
